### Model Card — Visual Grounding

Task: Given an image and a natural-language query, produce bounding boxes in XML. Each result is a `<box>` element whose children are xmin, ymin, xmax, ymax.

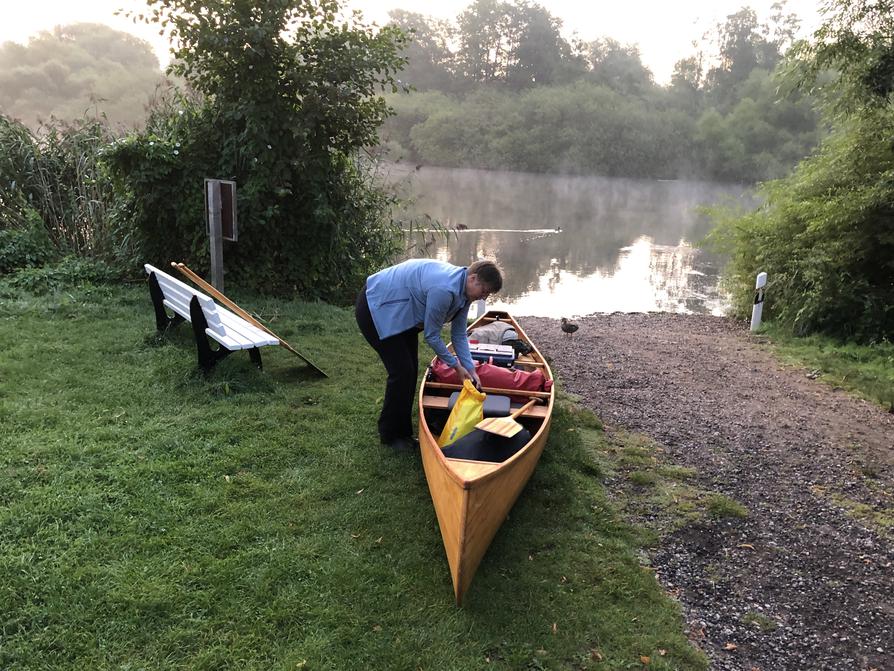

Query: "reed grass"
<box><xmin>0</xmin><ymin>114</ymin><xmax>123</xmax><ymax>262</ymax></box>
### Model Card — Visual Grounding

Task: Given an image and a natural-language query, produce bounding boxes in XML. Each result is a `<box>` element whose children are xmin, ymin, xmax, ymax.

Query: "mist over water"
<box><xmin>388</xmin><ymin>165</ymin><xmax>754</xmax><ymax>318</ymax></box>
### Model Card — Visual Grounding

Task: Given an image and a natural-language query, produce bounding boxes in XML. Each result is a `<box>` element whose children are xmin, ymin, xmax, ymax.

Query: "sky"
<box><xmin>0</xmin><ymin>0</ymin><xmax>823</xmax><ymax>84</ymax></box>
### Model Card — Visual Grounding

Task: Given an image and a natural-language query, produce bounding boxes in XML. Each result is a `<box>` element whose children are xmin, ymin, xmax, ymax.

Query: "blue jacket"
<box><xmin>366</xmin><ymin>259</ymin><xmax>474</xmax><ymax>370</ymax></box>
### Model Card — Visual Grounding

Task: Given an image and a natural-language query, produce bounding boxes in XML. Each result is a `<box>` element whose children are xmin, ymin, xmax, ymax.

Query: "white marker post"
<box><xmin>750</xmin><ymin>271</ymin><xmax>767</xmax><ymax>331</ymax></box>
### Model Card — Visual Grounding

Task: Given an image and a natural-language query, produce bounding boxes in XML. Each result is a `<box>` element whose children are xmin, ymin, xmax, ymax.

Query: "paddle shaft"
<box><xmin>175</xmin><ymin>263</ymin><xmax>272</xmax><ymax>332</ymax></box>
<box><xmin>508</xmin><ymin>399</ymin><xmax>538</xmax><ymax>420</ymax></box>
<box><xmin>173</xmin><ymin>262</ymin><xmax>328</xmax><ymax>377</ymax></box>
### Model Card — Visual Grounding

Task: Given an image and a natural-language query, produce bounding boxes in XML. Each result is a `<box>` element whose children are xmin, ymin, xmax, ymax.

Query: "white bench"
<box><xmin>145</xmin><ymin>263</ymin><xmax>279</xmax><ymax>372</ymax></box>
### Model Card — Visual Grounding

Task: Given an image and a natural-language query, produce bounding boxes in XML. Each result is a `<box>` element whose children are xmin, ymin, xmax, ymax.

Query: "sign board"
<box><xmin>204</xmin><ymin>178</ymin><xmax>237</xmax><ymax>241</ymax></box>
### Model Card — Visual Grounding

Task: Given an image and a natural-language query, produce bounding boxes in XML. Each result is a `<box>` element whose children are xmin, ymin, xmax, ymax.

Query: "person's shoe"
<box><xmin>383</xmin><ymin>436</ymin><xmax>418</xmax><ymax>452</ymax></box>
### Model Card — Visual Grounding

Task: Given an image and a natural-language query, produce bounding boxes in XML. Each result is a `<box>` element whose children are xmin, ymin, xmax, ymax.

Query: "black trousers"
<box><xmin>355</xmin><ymin>285</ymin><xmax>421</xmax><ymax>442</ymax></box>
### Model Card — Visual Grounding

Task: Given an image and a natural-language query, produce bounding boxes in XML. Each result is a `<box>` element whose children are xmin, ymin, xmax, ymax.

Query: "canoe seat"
<box><xmin>421</xmin><ymin>394</ymin><xmax>549</xmax><ymax>418</ymax></box>
<box><xmin>448</xmin><ymin>392</ymin><xmax>510</xmax><ymax>417</ymax></box>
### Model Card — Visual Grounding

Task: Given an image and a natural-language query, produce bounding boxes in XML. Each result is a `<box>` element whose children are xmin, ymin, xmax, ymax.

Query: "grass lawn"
<box><xmin>0</xmin><ymin>279</ymin><xmax>706</xmax><ymax>670</ymax></box>
<box><xmin>755</xmin><ymin>323</ymin><xmax>894</xmax><ymax>410</ymax></box>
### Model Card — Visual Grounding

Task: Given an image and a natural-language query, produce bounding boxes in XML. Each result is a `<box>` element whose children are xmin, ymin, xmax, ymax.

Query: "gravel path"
<box><xmin>521</xmin><ymin>313</ymin><xmax>893</xmax><ymax>671</ymax></box>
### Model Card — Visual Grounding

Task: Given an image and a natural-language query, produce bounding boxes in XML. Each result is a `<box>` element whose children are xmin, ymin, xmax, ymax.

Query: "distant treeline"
<box><xmin>380</xmin><ymin>1</ymin><xmax>821</xmax><ymax>183</ymax></box>
<box><xmin>0</xmin><ymin>23</ymin><xmax>166</xmax><ymax>130</ymax></box>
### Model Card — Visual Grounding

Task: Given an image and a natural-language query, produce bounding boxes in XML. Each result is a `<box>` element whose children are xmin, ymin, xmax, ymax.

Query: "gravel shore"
<box><xmin>521</xmin><ymin>313</ymin><xmax>893</xmax><ymax>671</ymax></box>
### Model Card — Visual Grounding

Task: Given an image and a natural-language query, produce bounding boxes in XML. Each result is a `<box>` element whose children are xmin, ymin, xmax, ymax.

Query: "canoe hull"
<box><xmin>418</xmin><ymin>311</ymin><xmax>555</xmax><ymax>605</ymax></box>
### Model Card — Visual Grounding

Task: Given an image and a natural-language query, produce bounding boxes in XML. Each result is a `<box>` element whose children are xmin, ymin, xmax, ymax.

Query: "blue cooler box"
<box><xmin>469</xmin><ymin>343</ymin><xmax>516</xmax><ymax>367</ymax></box>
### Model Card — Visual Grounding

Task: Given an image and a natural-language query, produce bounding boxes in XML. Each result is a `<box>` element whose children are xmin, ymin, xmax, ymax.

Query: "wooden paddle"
<box><xmin>475</xmin><ymin>399</ymin><xmax>539</xmax><ymax>438</ymax></box>
<box><xmin>172</xmin><ymin>262</ymin><xmax>328</xmax><ymax>378</ymax></box>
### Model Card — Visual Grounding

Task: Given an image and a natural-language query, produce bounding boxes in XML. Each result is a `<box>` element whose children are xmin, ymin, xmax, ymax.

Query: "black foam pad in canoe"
<box><xmin>441</xmin><ymin>427</ymin><xmax>532</xmax><ymax>463</ymax></box>
<box><xmin>447</xmin><ymin>392</ymin><xmax>511</xmax><ymax>417</ymax></box>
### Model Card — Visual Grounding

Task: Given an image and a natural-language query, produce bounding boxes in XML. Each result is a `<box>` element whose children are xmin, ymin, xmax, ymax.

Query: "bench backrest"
<box><xmin>144</xmin><ymin>264</ymin><xmax>227</xmax><ymax>339</ymax></box>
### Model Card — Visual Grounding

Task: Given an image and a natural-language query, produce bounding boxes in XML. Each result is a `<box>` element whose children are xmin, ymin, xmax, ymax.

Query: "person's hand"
<box><xmin>454</xmin><ymin>364</ymin><xmax>481</xmax><ymax>391</ymax></box>
<box><xmin>469</xmin><ymin>369</ymin><xmax>482</xmax><ymax>391</ymax></box>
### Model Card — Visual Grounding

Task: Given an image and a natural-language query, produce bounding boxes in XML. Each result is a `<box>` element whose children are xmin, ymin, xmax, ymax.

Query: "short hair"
<box><xmin>468</xmin><ymin>260</ymin><xmax>502</xmax><ymax>293</ymax></box>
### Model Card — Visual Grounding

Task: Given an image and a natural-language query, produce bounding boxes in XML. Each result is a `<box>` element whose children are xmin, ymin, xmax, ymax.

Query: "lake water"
<box><xmin>387</xmin><ymin>164</ymin><xmax>754</xmax><ymax>319</ymax></box>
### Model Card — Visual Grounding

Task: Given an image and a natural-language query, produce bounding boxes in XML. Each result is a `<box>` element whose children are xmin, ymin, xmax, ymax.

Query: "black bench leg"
<box><xmin>248</xmin><ymin>347</ymin><xmax>263</xmax><ymax>369</ymax></box>
<box><xmin>148</xmin><ymin>272</ymin><xmax>185</xmax><ymax>332</ymax></box>
<box><xmin>190</xmin><ymin>296</ymin><xmax>232</xmax><ymax>373</ymax></box>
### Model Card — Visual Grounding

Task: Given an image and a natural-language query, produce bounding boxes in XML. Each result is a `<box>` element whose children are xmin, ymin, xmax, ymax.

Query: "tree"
<box><xmin>585</xmin><ymin>38</ymin><xmax>655</xmax><ymax>96</ymax></box>
<box><xmin>456</xmin><ymin>0</ymin><xmax>509</xmax><ymax>83</ymax></box>
<box><xmin>387</xmin><ymin>10</ymin><xmax>457</xmax><ymax>92</ymax></box>
<box><xmin>790</xmin><ymin>0</ymin><xmax>894</xmax><ymax>114</ymax></box>
<box><xmin>704</xmin><ymin>5</ymin><xmax>799</xmax><ymax>108</ymax></box>
<box><xmin>455</xmin><ymin>0</ymin><xmax>578</xmax><ymax>89</ymax></box>
<box><xmin>508</xmin><ymin>1</ymin><xmax>581</xmax><ymax>88</ymax></box>
<box><xmin>0</xmin><ymin>23</ymin><xmax>165</xmax><ymax>129</ymax></box>
<box><xmin>104</xmin><ymin>0</ymin><xmax>409</xmax><ymax>299</ymax></box>
<box><xmin>670</xmin><ymin>54</ymin><xmax>705</xmax><ymax>113</ymax></box>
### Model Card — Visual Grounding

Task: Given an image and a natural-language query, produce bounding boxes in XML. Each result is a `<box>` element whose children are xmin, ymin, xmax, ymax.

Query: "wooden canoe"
<box><xmin>418</xmin><ymin>310</ymin><xmax>555</xmax><ymax>605</ymax></box>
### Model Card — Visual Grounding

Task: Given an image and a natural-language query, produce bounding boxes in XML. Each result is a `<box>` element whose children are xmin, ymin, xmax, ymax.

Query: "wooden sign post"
<box><xmin>204</xmin><ymin>179</ymin><xmax>237</xmax><ymax>292</ymax></box>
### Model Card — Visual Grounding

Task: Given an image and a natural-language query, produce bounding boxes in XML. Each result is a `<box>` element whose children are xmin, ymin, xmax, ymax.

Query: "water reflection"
<box><xmin>389</xmin><ymin>165</ymin><xmax>753</xmax><ymax>317</ymax></box>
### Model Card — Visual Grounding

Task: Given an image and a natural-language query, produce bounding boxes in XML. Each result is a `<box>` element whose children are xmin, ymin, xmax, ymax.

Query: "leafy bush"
<box><xmin>0</xmin><ymin>114</ymin><xmax>127</xmax><ymax>264</ymax></box>
<box><xmin>104</xmin><ymin>1</ymin><xmax>408</xmax><ymax>302</ymax></box>
<box><xmin>0</xmin><ymin>214</ymin><xmax>55</xmax><ymax>274</ymax></box>
<box><xmin>708</xmin><ymin>109</ymin><xmax>894</xmax><ymax>341</ymax></box>
<box><xmin>708</xmin><ymin>0</ymin><xmax>894</xmax><ymax>343</ymax></box>
<box><xmin>4</xmin><ymin>256</ymin><xmax>120</xmax><ymax>293</ymax></box>
<box><xmin>394</xmin><ymin>75</ymin><xmax>814</xmax><ymax>181</ymax></box>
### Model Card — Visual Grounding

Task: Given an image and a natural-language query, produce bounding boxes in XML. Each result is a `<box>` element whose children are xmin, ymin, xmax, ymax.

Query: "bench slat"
<box><xmin>147</xmin><ymin>264</ymin><xmax>220</xmax><ymax>325</ymax></box>
<box><xmin>204</xmin><ymin>327</ymin><xmax>257</xmax><ymax>351</ymax></box>
<box><xmin>147</xmin><ymin>263</ymin><xmax>277</xmax><ymax>349</ymax></box>
<box><xmin>216</xmin><ymin>308</ymin><xmax>279</xmax><ymax>347</ymax></box>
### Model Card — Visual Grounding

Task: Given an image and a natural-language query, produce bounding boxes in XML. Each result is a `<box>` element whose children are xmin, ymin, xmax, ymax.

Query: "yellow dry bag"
<box><xmin>437</xmin><ymin>380</ymin><xmax>486</xmax><ymax>447</ymax></box>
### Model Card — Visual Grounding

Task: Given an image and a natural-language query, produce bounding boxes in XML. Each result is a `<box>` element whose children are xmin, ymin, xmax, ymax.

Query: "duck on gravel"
<box><xmin>560</xmin><ymin>317</ymin><xmax>579</xmax><ymax>336</ymax></box>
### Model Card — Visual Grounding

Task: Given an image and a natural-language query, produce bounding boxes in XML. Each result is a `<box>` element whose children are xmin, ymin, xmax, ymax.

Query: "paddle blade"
<box><xmin>475</xmin><ymin>415</ymin><xmax>523</xmax><ymax>438</ymax></box>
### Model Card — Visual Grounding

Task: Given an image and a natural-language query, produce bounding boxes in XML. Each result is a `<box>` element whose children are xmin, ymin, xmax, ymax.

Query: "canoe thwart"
<box><xmin>424</xmin><ymin>381</ymin><xmax>551</xmax><ymax>399</ymax></box>
<box><xmin>421</xmin><ymin>394</ymin><xmax>549</xmax><ymax>418</ymax></box>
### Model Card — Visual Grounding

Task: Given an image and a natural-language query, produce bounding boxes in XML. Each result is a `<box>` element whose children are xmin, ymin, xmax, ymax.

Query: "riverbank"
<box><xmin>523</xmin><ymin>313</ymin><xmax>893</xmax><ymax>670</ymax></box>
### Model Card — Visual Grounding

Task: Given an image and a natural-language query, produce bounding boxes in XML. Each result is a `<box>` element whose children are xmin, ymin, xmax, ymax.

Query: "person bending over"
<box><xmin>355</xmin><ymin>259</ymin><xmax>502</xmax><ymax>451</ymax></box>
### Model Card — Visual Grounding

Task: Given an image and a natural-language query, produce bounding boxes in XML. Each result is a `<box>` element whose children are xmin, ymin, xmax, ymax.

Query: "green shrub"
<box><xmin>707</xmin><ymin>109</ymin><xmax>894</xmax><ymax>342</ymax></box>
<box><xmin>0</xmin><ymin>114</ymin><xmax>126</xmax><ymax>265</ymax></box>
<box><xmin>5</xmin><ymin>256</ymin><xmax>120</xmax><ymax>293</ymax></box>
<box><xmin>0</xmin><ymin>215</ymin><xmax>55</xmax><ymax>274</ymax></box>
